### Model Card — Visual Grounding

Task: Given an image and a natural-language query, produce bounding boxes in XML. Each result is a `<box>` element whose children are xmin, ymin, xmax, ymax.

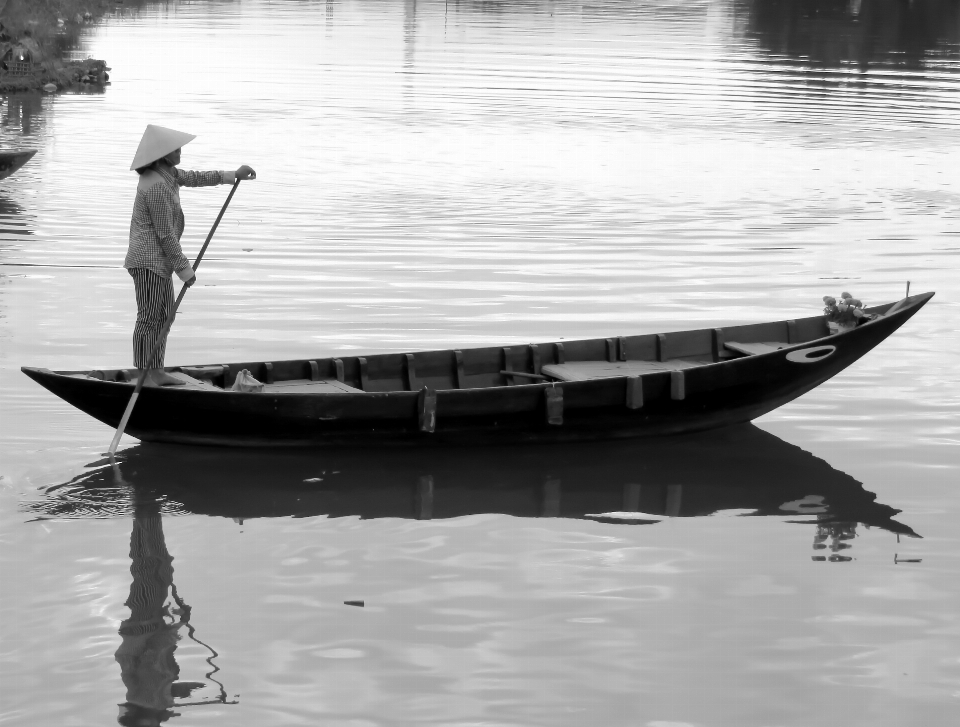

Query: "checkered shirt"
<box><xmin>124</xmin><ymin>166</ymin><xmax>234</xmax><ymax>279</ymax></box>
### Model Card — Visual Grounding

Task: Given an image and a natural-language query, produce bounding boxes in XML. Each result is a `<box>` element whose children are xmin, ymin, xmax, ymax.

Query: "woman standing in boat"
<box><xmin>125</xmin><ymin>124</ymin><xmax>255</xmax><ymax>386</ymax></box>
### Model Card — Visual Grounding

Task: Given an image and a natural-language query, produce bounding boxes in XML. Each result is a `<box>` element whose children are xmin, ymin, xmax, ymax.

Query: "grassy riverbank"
<box><xmin>2</xmin><ymin>0</ymin><xmax>146</xmax><ymax>51</ymax></box>
<box><xmin>0</xmin><ymin>0</ymin><xmax>147</xmax><ymax>92</ymax></box>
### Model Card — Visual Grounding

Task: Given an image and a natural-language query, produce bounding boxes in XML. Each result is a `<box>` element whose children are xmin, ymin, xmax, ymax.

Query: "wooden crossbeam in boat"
<box><xmin>712</xmin><ymin>329</ymin><xmax>725</xmax><ymax>361</ymax></box>
<box><xmin>671</xmin><ymin>370</ymin><xmax>685</xmax><ymax>401</ymax></box>
<box><xmin>625</xmin><ymin>376</ymin><xmax>643</xmax><ymax>409</ymax></box>
<box><xmin>502</xmin><ymin>347</ymin><xmax>514</xmax><ymax>385</ymax></box>
<box><xmin>308</xmin><ymin>360</ymin><xmax>320</xmax><ymax>381</ymax></box>
<box><xmin>358</xmin><ymin>357</ymin><xmax>369</xmax><ymax>391</ymax></box>
<box><xmin>454</xmin><ymin>350</ymin><xmax>466</xmax><ymax>389</ymax></box>
<box><xmin>530</xmin><ymin>344</ymin><xmax>541</xmax><ymax>375</ymax></box>
<box><xmin>418</xmin><ymin>387</ymin><xmax>436</xmax><ymax>433</ymax></box>
<box><xmin>606</xmin><ymin>338</ymin><xmax>617</xmax><ymax>363</ymax></box>
<box><xmin>657</xmin><ymin>334</ymin><xmax>668</xmax><ymax>362</ymax></box>
<box><xmin>544</xmin><ymin>386</ymin><xmax>563</xmax><ymax>425</ymax></box>
<box><xmin>263</xmin><ymin>362</ymin><xmax>275</xmax><ymax>385</ymax></box>
<box><xmin>405</xmin><ymin>354</ymin><xmax>420</xmax><ymax>391</ymax></box>
<box><xmin>334</xmin><ymin>359</ymin><xmax>345</xmax><ymax>383</ymax></box>
<box><xmin>501</xmin><ymin>370</ymin><xmax>549</xmax><ymax>381</ymax></box>
<box><xmin>555</xmin><ymin>342</ymin><xmax>565</xmax><ymax>364</ymax></box>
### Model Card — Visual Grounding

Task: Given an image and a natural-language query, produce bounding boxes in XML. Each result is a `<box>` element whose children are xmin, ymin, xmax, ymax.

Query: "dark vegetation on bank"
<box><xmin>742</xmin><ymin>0</ymin><xmax>960</xmax><ymax>71</ymax></box>
<box><xmin>0</xmin><ymin>0</ymin><xmax>146</xmax><ymax>93</ymax></box>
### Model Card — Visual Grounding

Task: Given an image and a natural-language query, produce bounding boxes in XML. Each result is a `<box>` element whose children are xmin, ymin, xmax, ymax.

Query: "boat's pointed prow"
<box><xmin>880</xmin><ymin>290</ymin><xmax>935</xmax><ymax>319</ymax></box>
<box><xmin>21</xmin><ymin>366</ymin><xmax>55</xmax><ymax>386</ymax></box>
<box><xmin>20</xmin><ymin>367</ymin><xmax>77</xmax><ymax>402</ymax></box>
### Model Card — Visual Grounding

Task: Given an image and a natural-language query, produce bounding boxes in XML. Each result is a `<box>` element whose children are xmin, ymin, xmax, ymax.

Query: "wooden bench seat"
<box><xmin>261</xmin><ymin>379</ymin><xmax>364</xmax><ymax>394</ymax></box>
<box><xmin>723</xmin><ymin>341</ymin><xmax>788</xmax><ymax>357</ymax></box>
<box><xmin>541</xmin><ymin>358</ymin><xmax>707</xmax><ymax>382</ymax></box>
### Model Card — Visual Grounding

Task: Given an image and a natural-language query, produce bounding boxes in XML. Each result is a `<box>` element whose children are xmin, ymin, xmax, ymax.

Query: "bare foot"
<box><xmin>143</xmin><ymin>370</ymin><xmax>186</xmax><ymax>387</ymax></box>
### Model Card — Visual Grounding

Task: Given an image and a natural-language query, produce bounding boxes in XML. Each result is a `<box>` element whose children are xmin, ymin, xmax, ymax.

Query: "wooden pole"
<box><xmin>108</xmin><ymin>180</ymin><xmax>242</xmax><ymax>456</ymax></box>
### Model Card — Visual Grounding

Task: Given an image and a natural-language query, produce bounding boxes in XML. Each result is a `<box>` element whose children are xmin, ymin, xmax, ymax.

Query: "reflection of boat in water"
<box><xmin>0</xmin><ymin>148</ymin><xmax>36</xmax><ymax>179</ymax></box>
<box><xmin>28</xmin><ymin>425</ymin><xmax>918</xmax><ymax>546</ymax></box>
<box><xmin>25</xmin><ymin>432</ymin><xmax>916</xmax><ymax>721</ymax></box>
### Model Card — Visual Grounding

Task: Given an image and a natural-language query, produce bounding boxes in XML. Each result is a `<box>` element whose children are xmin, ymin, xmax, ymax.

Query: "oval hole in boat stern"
<box><xmin>785</xmin><ymin>345</ymin><xmax>836</xmax><ymax>364</ymax></box>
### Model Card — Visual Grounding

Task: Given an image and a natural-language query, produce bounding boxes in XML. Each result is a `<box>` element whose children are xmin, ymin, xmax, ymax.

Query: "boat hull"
<box><xmin>0</xmin><ymin>149</ymin><xmax>37</xmax><ymax>180</ymax></box>
<box><xmin>21</xmin><ymin>293</ymin><xmax>933</xmax><ymax>447</ymax></box>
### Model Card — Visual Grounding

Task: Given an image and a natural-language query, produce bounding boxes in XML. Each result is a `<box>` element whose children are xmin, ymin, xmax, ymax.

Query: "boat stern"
<box><xmin>20</xmin><ymin>366</ymin><xmax>132</xmax><ymax>430</ymax></box>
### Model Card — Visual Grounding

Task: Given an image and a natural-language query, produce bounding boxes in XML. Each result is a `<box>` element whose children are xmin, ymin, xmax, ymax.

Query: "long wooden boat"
<box><xmin>22</xmin><ymin>292</ymin><xmax>933</xmax><ymax>447</ymax></box>
<box><xmin>27</xmin><ymin>425</ymin><xmax>919</xmax><ymax>540</ymax></box>
<box><xmin>0</xmin><ymin>149</ymin><xmax>37</xmax><ymax>180</ymax></box>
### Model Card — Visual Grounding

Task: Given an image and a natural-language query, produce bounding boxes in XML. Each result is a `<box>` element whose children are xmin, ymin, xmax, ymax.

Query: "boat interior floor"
<box><xmin>72</xmin><ymin>371</ymin><xmax>365</xmax><ymax>394</ymax></box>
<box><xmin>66</xmin><ymin>338</ymin><xmax>794</xmax><ymax>390</ymax></box>
<box><xmin>540</xmin><ymin>339</ymin><xmax>787</xmax><ymax>382</ymax></box>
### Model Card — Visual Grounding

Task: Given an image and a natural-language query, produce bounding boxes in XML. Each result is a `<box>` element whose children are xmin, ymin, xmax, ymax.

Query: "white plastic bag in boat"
<box><xmin>231</xmin><ymin>369</ymin><xmax>263</xmax><ymax>393</ymax></box>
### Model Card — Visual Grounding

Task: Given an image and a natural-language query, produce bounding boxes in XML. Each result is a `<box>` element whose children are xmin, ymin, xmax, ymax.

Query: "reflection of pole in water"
<box><xmin>114</xmin><ymin>491</ymin><xmax>236</xmax><ymax>726</ymax></box>
<box><xmin>416</xmin><ymin>474</ymin><xmax>434</xmax><ymax>520</ymax></box>
<box><xmin>665</xmin><ymin>484</ymin><xmax>683</xmax><ymax>517</ymax></box>
<box><xmin>622</xmin><ymin>482</ymin><xmax>641</xmax><ymax>512</ymax></box>
<box><xmin>404</xmin><ymin>0</ymin><xmax>417</xmax><ymax>68</ymax></box>
<box><xmin>619</xmin><ymin>482</ymin><xmax>682</xmax><ymax>516</ymax></box>
<box><xmin>542</xmin><ymin>477</ymin><xmax>561</xmax><ymax>517</ymax></box>
<box><xmin>402</xmin><ymin>0</ymin><xmax>418</xmax><ymax>107</ymax></box>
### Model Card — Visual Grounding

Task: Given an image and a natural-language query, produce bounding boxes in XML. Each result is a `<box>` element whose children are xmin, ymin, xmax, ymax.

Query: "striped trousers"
<box><xmin>129</xmin><ymin>268</ymin><xmax>174</xmax><ymax>369</ymax></box>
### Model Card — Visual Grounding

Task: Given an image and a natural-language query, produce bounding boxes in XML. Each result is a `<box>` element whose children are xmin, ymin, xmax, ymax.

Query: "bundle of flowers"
<box><xmin>822</xmin><ymin>292</ymin><xmax>871</xmax><ymax>334</ymax></box>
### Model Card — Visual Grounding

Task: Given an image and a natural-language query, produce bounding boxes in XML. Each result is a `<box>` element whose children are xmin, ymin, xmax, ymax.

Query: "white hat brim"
<box><xmin>130</xmin><ymin>124</ymin><xmax>196</xmax><ymax>171</ymax></box>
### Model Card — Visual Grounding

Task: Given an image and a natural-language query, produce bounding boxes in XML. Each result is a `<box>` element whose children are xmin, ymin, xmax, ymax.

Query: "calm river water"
<box><xmin>1</xmin><ymin>0</ymin><xmax>959</xmax><ymax>725</ymax></box>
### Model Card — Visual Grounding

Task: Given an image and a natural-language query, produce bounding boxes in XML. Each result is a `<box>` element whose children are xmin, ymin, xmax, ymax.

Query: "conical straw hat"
<box><xmin>129</xmin><ymin>124</ymin><xmax>196</xmax><ymax>171</ymax></box>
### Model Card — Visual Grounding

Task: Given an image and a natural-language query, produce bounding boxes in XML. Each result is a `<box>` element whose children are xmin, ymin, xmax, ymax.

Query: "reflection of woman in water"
<box><xmin>115</xmin><ymin>497</ymin><xmax>184</xmax><ymax>726</ymax></box>
<box><xmin>113</xmin><ymin>490</ymin><xmax>233</xmax><ymax>726</ymax></box>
